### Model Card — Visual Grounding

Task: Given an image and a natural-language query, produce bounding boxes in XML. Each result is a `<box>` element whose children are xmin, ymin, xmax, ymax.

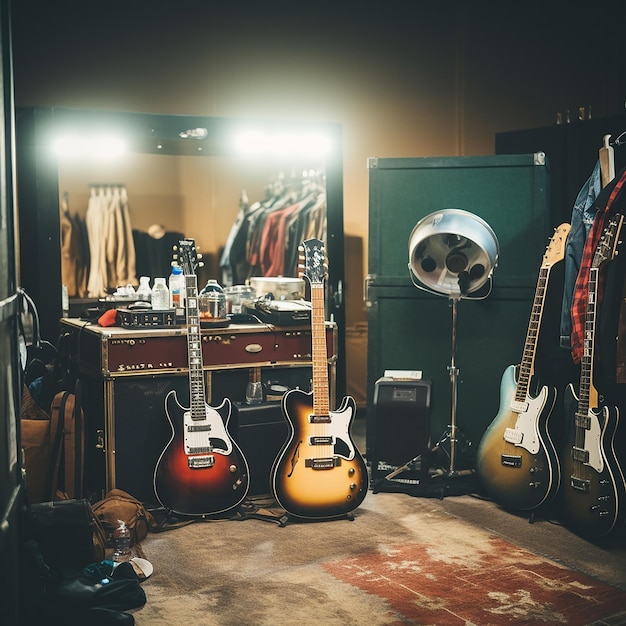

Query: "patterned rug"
<box><xmin>324</xmin><ymin>536</ymin><xmax>626</xmax><ymax>625</ymax></box>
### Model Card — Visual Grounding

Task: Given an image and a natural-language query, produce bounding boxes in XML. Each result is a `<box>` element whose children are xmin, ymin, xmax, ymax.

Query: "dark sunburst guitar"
<box><xmin>476</xmin><ymin>224</ymin><xmax>570</xmax><ymax>511</ymax></box>
<box><xmin>154</xmin><ymin>238</ymin><xmax>249</xmax><ymax>516</ymax></box>
<box><xmin>558</xmin><ymin>213</ymin><xmax>626</xmax><ymax>538</ymax></box>
<box><xmin>271</xmin><ymin>238</ymin><xmax>368</xmax><ymax>520</ymax></box>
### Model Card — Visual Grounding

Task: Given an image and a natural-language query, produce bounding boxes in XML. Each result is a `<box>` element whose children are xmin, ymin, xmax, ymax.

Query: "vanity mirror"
<box><xmin>16</xmin><ymin>107</ymin><xmax>346</xmax><ymax>395</ymax></box>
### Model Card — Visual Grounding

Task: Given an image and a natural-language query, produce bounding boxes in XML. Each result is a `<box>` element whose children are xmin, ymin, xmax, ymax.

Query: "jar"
<box><xmin>199</xmin><ymin>279</ymin><xmax>229</xmax><ymax>327</ymax></box>
<box><xmin>224</xmin><ymin>284</ymin><xmax>256</xmax><ymax>314</ymax></box>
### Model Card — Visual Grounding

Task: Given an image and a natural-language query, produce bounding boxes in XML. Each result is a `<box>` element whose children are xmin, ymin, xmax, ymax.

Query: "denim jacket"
<box><xmin>560</xmin><ymin>160</ymin><xmax>602</xmax><ymax>349</ymax></box>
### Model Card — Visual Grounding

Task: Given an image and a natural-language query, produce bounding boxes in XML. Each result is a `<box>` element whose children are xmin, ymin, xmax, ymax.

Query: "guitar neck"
<box><xmin>515</xmin><ymin>266</ymin><xmax>549</xmax><ymax>401</ymax></box>
<box><xmin>311</xmin><ymin>283</ymin><xmax>329</xmax><ymax>416</ymax></box>
<box><xmin>578</xmin><ymin>267</ymin><xmax>599</xmax><ymax>414</ymax></box>
<box><xmin>185</xmin><ymin>275</ymin><xmax>206</xmax><ymax>421</ymax></box>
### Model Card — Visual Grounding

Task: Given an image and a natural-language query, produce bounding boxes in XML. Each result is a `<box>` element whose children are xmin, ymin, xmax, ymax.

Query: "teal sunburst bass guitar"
<box><xmin>271</xmin><ymin>238</ymin><xmax>368</xmax><ymax>520</ymax></box>
<box><xmin>476</xmin><ymin>224</ymin><xmax>570</xmax><ymax>511</ymax></box>
<box><xmin>558</xmin><ymin>213</ymin><xmax>626</xmax><ymax>538</ymax></box>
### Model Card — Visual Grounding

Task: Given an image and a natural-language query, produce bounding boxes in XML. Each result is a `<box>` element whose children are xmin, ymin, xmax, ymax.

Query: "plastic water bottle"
<box><xmin>151</xmin><ymin>278</ymin><xmax>169</xmax><ymax>310</ymax></box>
<box><xmin>61</xmin><ymin>284</ymin><xmax>69</xmax><ymax>318</ymax></box>
<box><xmin>136</xmin><ymin>276</ymin><xmax>152</xmax><ymax>302</ymax></box>
<box><xmin>113</xmin><ymin>520</ymin><xmax>131</xmax><ymax>562</ymax></box>
<box><xmin>169</xmin><ymin>264</ymin><xmax>186</xmax><ymax>310</ymax></box>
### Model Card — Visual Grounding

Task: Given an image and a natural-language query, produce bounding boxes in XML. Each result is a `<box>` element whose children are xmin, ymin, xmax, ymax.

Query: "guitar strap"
<box><xmin>570</xmin><ymin>168</ymin><xmax>626</xmax><ymax>364</ymax></box>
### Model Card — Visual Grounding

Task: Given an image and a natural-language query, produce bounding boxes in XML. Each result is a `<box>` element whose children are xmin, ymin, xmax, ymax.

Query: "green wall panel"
<box><xmin>367</xmin><ymin>289</ymin><xmax>534</xmax><ymax>457</ymax></box>
<box><xmin>366</xmin><ymin>154</ymin><xmax>553</xmax><ymax>467</ymax></box>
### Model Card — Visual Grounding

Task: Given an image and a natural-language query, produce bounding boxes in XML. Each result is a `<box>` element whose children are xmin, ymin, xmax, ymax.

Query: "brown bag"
<box><xmin>49</xmin><ymin>387</ymin><xmax>85</xmax><ymax>500</ymax></box>
<box><xmin>92</xmin><ymin>489</ymin><xmax>156</xmax><ymax>546</ymax></box>
<box><xmin>20</xmin><ymin>385</ymin><xmax>52</xmax><ymax>503</ymax></box>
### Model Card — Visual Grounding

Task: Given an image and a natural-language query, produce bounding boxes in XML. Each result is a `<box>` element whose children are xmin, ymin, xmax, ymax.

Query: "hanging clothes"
<box><xmin>60</xmin><ymin>192</ymin><xmax>88</xmax><ymax>297</ymax></box>
<box><xmin>560</xmin><ymin>160</ymin><xmax>602</xmax><ymax>349</ymax></box>
<box><xmin>569</xmin><ymin>167</ymin><xmax>626</xmax><ymax>364</ymax></box>
<box><xmin>133</xmin><ymin>225</ymin><xmax>186</xmax><ymax>281</ymax></box>
<box><xmin>219</xmin><ymin>171</ymin><xmax>327</xmax><ymax>285</ymax></box>
<box><xmin>85</xmin><ymin>184</ymin><xmax>137</xmax><ymax>298</ymax></box>
<box><xmin>104</xmin><ymin>185</ymin><xmax>137</xmax><ymax>290</ymax></box>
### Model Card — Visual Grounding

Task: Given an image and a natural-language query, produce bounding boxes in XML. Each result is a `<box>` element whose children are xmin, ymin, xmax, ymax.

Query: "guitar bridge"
<box><xmin>188</xmin><ymin>455</ymin><xmax>215</xmax><ymax>469</ymax></box>
<box><xmin>305</xmin><ymin>457</ymin><xmax>341</xmax><ymax>470</ymax></box>
<box><xmin>500</xmin><ymin>454</ymin><xmax>522</xmax><ymax>468</ymax></box>
<box><xmin>570</xmin><ymin>476</ymin><xmax>590</xmax><ymax>492</ymax></box>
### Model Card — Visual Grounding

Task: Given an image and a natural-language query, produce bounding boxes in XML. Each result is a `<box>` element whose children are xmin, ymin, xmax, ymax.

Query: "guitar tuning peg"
<box><xmin>198</xmin><ymin>261</ymin><xmax>205</xmax><ymax>268</ymax></box>
<box><xmin>197</xmin><ymin>252</ymin><xmax>203</xmax><ymax>260</ymax></box>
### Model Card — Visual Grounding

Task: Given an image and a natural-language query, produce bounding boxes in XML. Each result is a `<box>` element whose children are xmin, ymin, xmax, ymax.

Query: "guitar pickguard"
<box><xmin>323</xmin><ymin>404</ymin><xmax>357</xmax><ymax>461</ymax></box>
<box><xmin>182</xmin><ymin>405</ymin><xmax>233</xmax><ymax>456</ymax></box>
<box><xmin>504</xmin><ymin>386</ymin><xmax>549</xmax><ymax>455</ymax></box>
<box><xmin>579</xmin><ymin>407</ymin><xmax>604</xmax><ymax>474</ymax></box>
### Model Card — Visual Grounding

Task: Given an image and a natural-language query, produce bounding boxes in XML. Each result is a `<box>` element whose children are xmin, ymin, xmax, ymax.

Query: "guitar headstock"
<box><xmin>173</xmin><ymin>238</ymin><xmax>202</xmax><ymax>276</ymax></box>
<box><xmin>542</xmin><ymin>223</ymin><xmax>571</xmax><ymax>267</ymax></box>
<box><xmin>299</xmin><ymin>238</ymin><xmax>328</xmax><ymax>286</ymax></box>
<box><xmin>592</xmin><ymin>213</ymin><xmax>624</xmax><ymax>269</ymax></box>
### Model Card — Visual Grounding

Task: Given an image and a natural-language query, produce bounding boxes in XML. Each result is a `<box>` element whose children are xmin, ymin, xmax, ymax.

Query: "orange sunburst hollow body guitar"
<box><xmin>271</xmin><ymin>238</ymin><xmax>368</xmax><ymax>520</ymax></box>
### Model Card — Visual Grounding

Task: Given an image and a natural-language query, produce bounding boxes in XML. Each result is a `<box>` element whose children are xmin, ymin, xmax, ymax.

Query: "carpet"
<box><xmin>324</xmin><ymin>538</ymin><xmax>626</xmax><ymax>625</ymax></box>
<box><xmin>132</xmin><ymin>490</ymin><xmax>626</xmax><ymax>625</ymax></box>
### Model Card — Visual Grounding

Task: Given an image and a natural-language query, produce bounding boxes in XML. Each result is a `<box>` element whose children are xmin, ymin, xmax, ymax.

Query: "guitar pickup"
<box><xmin>309</xmin><ymin>436</ymin><xmax>334</xmax><ymax>445</ymax></box>
<box><xmin>309</xmin><ymin>414</ymin><xmax>332</xmax><ymax>424</ymax></box>
<box><xmin>503</xmin><ymin>428</ymin><xmax>523</xmax><ymax>445</ymax></box>
<box><xmin>305</xmin><ymin>457</ymin><xmax>341</xmax><ymax>469</ymax></box>
<box><xmin>570</xmin><ymin>475</ymin><xmax>590</xmax><ymax>492</ymax></box>
<box><xmin>187</xmin><ymin>424</ymin><xmax>212</xmax><ymax>433</ymax></box>
<box><xmin>572</xmin><ymin>447</ymin><xmax>590</xmax><ymax>463</ymax></box>
<box><xmin>188</xmin><ymin>454</ymin><xmax>215</xmax><ymax>469</ymax></box>
<box><xmin>509</xmin><ymin>400</ymin><xmax>528</xmax><ymax>413</ymax></box>
<box><xmin>500</xmin><ymin>454</ymin><xmax>522</xmax><ymax>468</ymax></box>
<box><xmin>574</xmin><ymin>415</ymin><xmax>591</xmax><ymax>430</ymax></box>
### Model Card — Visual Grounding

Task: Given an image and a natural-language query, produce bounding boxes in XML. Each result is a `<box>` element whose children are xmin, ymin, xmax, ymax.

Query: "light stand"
<box><xmin>408</xmin><ymin>209</ymin><xmax>499</xmax><ymax>481</ymax></box>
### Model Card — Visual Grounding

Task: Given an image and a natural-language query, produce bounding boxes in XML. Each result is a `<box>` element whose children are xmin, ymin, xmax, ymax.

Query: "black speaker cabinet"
<box><xmin>371</xmin><ymin>378</ymin><xmax>431</xmax><ymax>480</ymax></box>
<box><xmin>81</xmin><ymin>374</ymin><xmax>198</xmax><ymax>507</ymax></box>
<box><xmin>79</xmin><ymin>368</ymin><xmax>309</xmax><ymax>506</ymax></box>
<box><xmin>232</xmin><ymin>402</ymin><xmax>288</xmax><ymax>496</ymax></box>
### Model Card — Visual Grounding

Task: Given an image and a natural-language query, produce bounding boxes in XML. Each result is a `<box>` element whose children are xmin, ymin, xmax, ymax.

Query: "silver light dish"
<box><xmin>408</xmin><ymin>209</ymin><xmax>499</xmax><ymax>298</ymax></box>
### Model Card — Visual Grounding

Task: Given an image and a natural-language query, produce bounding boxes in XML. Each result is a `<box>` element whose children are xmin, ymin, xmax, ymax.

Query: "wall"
<box><xmin>10</xmin><ymin>0</ymin><xmax>625</xmax><ymax>405</ymax></box>
<box><xmin>12</xmin><ymin>2</ymin><xmax>624</xmax><ymax>289</ymax></box>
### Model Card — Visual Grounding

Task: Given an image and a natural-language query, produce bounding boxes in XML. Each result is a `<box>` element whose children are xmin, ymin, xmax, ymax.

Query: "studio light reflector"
<box><xmin>408</xmin><ymin>209</ymin><xmax>499</xmax><ymax>298</ymax></box>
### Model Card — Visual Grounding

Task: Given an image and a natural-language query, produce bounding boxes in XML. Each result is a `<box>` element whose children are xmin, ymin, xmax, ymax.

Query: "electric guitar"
<box><xmin>153</xmin><ymin>239</ymin><xmax>249</xmax><ymax>516</ymax></box>
<box><xmin>271</xmin><ymin>238</ymin><xmax>368</xmax><ymax>520</ymax></box>
<box><xmin>558</xmin><ymin>213</ymin><xmax>626</xmax><ymax>538</ymax></box>
<box><xmin>475</xmin><ymin>224</ymin><xmax>570</xmax><ymax>511</ymax></box>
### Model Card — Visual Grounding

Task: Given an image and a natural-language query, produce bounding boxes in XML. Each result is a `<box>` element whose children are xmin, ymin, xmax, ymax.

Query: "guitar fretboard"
<box><xmin>514</xmin><ymin>266</ymin><xmax>549</xmax><ymax>403</ymax></box>
<box><xmin>576</xmin><ymin>267</ymin><xmax>597</xmax><ymax>422</ymax></box>
<box><xmin>311</xmin><ymin>284</ymin><xmax>329</xmax><ymax>417</ymax></box>
<box><xmin>185</xmin><ymin>275</ymin><xmax>206</xmax><ymax>422</ymax></box>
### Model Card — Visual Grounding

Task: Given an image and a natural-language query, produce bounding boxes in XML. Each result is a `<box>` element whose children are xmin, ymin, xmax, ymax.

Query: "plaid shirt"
<box><xmin>570</xmin><ymin>170</ymin><xmax>626</xmax><ymax>363</ymax></box>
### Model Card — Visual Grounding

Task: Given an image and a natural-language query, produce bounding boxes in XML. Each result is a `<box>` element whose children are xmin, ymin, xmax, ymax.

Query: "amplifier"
<box><xmin>116</xmin><ymin>307</ymin><xmax>177</xmax><ymax>328</ymax></box>
<box><xmin>232</xmin><ymin>402</ymin><xmax>288</xmax><ymax>496</ymax></box>
<box><xmin>371</xmin><ymin>377</ymin><xmax>431</xmax><ymax>481</ymax></box>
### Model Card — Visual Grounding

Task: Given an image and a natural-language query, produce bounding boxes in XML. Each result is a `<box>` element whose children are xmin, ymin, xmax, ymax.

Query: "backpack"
<box><xmin>48</xmin><ymin>383</ymin><xmax>85</xmax><ymax>500</ymax></box>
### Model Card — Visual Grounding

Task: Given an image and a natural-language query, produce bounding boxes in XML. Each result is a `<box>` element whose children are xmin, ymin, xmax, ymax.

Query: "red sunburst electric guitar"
<box><xmin>153</xmin><ymin>239</ymin><xmax>249</xmax><ymax>516</ymax></box>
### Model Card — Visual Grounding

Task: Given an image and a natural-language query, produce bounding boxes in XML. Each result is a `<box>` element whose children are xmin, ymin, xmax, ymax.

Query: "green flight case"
<box><xmin>366</xmin><ymin>153</ymin><xmax>553</xmax><ymax>467</ymax></box>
